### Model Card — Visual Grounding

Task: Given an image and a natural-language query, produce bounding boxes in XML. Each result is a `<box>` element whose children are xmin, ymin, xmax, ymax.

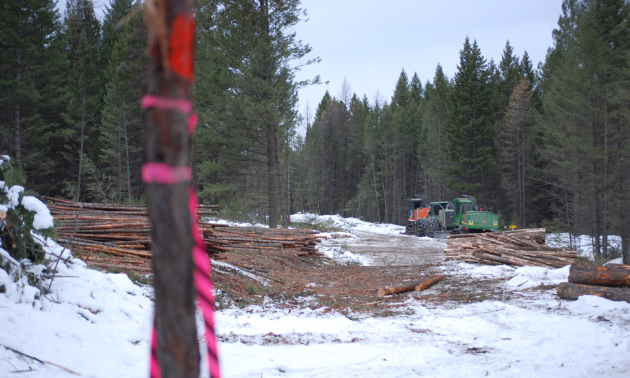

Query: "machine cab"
<box><xmin>407</xmin><ymin>196</ymin><xmax>429</xmax><ymax>221</ymax></box>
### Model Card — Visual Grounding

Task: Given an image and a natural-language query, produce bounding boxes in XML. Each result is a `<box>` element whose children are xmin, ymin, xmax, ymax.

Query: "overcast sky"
<box><xmin>294</xmin><ymin>0</ymin><xmax>564</xmax><ymax>122</ymax></box>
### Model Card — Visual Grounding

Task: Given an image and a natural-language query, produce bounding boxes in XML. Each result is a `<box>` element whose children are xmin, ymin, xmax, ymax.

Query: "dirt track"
<box><xmin>338</xmin><ymin>231</ymin><xmax>446</xmax><ymax>266</ymax></box>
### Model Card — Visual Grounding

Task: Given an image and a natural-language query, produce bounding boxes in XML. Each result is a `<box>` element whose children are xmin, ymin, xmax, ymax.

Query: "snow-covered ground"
<box><xmin>2</xmin><ymin>214</ymin><xmax>629</xmax><ymax>377</ymax></box>
<box><xmin>547</xmin><ymin>232</ymin><xmax>623</xmax><ymax>259</ymax></box>
<box><xmin>290</xmin><ymin>213</ymin><xmax>406</xmax><ymax>235</ymax></box>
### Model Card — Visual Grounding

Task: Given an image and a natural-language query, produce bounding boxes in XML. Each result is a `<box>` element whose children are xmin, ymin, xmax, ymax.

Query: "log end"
<box><xmin>377</xmin><ymin>288</ymin><xmax>386</xmax><ymax>297</ymax></box>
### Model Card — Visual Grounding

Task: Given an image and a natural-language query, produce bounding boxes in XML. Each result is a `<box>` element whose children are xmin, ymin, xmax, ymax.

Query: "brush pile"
<box><xmin>45</xmin><ymin>197</ymin><xmax>326</xmax><ymax>273</ymax></box>
<box><xmin>557</xmin><ymin>262</ymin><xmax>630</xmax><ymax>303</ymax></box>
<box><xmin>444</xmin><ymin>228</ymin><xmax>579</xmax><ymax>268</ymax></box>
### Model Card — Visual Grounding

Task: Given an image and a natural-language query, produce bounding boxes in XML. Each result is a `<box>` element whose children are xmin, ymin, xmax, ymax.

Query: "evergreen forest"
<box><xmin>1</xmin><ymin>0</ymin><xmax>629</xmax><ymax>260</ymax></box>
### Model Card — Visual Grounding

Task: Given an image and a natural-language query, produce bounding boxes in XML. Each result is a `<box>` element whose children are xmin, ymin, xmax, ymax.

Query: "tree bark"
<box><xmin>144</xmin><ymin>0</ymin><xmax>200</xmax><ymax>376</ymax></box>
<box><xmin>275</xmin><ymin>134</ymin><xmax>289</xmax><ymax>228</ymax></box>
<box><xmin>77</xmin><ymin>97</ymin><xmax>85</xmax><ymax>202</ymax></box>
<box><xmin>123</xmin><ymin>94</ymin><xmax>132</xmax><ymax>201</ymax></box>
<box><xmin>556</xmin><ymin>282</ymin><xmax>630</xmax><ymax>302</ymax></box>
<box><xmin>266</xmin><ymin>131</ymin><xmax>278</xmax><ymax>229</ymax></box>
<box><xmin>15</xmin><ymin>41</ymin><xmax>21</xmax><ymax>160</ymax></box>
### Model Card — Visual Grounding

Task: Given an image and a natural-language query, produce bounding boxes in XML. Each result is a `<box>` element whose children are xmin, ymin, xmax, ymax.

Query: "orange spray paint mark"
<box><xmin>169</xmin><ymin>14</ymin><xmax>195</xmax><ymax>82</ymax></box>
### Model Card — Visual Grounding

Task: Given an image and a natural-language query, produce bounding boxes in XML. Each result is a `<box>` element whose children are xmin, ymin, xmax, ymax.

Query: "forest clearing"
<box><xmin>3</xmin><ymin>0</ymin><xmax>630</xmax><ymax>377</ymax></box>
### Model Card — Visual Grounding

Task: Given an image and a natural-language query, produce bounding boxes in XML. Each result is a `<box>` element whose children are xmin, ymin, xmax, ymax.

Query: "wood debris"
<box><xmin>44</xmin><ymin>197</ymin><xmax>327</xmax><ymax>273</ymax></box>
<box><xmin>444</xmin><ymin>228</ymin><xmax>579</xmax><ymax>268</ymax></box>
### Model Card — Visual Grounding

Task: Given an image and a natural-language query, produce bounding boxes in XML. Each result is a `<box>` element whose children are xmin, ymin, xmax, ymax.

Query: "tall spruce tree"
<box><xmin>443</xmin><ymin>38</ymin><xmax>496</xmax><ymax>205</ymax></box>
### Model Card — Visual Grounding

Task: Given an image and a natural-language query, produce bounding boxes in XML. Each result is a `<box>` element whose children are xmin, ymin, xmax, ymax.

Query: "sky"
<box><xmin>293</xmin><ymin>0</ymin><xmax>565</xmax><ymax>123</ymax></box>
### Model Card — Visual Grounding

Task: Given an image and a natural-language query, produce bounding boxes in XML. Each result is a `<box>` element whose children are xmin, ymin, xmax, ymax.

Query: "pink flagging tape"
<box><xmin>141</xmin><ymin>95</ymin><xmax>193</xmax><ymax>114</ymax></box>
<box><xmin>150</xmin><ymin>325</ymin><xmax>161</xmax><ymax>378</ymax></box>
<box><xmin>142</xmin><ymin>162</ymin><xmax>192</xmax><ymax>184</ymax></box>
<box><xmin>149</xmin><ymin>187</ymin><xmax>221</xmax><ymax>378</ymax></box>
<box><xmin>188</xmin><ymin>113</ymin><xmax>199</xmax><ymax>135</ymax></box>
<box><xmin>189</xmin><ymin>187</ymin><xmax>222</xmax><ymax>378</ymax></box>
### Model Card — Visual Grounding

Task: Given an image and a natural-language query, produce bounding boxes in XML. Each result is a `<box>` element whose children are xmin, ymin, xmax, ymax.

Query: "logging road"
<box><xmin>338</xmin><ymin>231</ymin><xmax>446</xmax><ymax>266</ymax></box>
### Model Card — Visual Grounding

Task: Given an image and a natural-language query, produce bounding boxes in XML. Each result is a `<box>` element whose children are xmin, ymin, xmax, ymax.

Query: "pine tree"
<box><xmin>99</xmin><ymin>10</ymin><xmax>146</xmax><ymax>203</ymax></box>
<box><xmin>496</xmin><ymin>41</ymin><xmax>521</xmax><ymax>122</ymax></box>
<box><xmin>500</xmin><ymin>75</ymin><xmax>536</xmax><ymax>227</ymax></box>
<box><xmin>443</xmin><ymin>38</ymin><xmax>496</xmax><ymax>204</ymax></box>
<box><xmin>194</xmin><ymin>0</ymin><xmax>317</xmax><ymax>227</ymax></box>
<box><xmin>539</xmin><ymin>0</ymin><xmax>630</xmax><ymax>260</ymax></box>
<box><xmin>61</xmin><ymin>0</ymin><xmax>101</xmax><ymax>201</ymax></box>
<box><xmin>62</xmin><ymin>30</ymin><xmax>100</xmax><ymax>201</ymax></box>
<box><xmin>0</xmin><ymin>0</ymin><xmax>69</xmax><ymax>193</ymax></box>
<box><xmin>424</xmin><ymin>64</ymin><xmax>451</xmax><ymax>201</ymax></box>
<box><xmin>99</xmin><ymin>0</ymin><xmax>137</xmax><ymax>91</ymax></box>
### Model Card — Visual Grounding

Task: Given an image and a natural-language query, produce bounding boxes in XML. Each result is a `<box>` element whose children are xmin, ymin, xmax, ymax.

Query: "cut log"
<box><xmin>415</xmin><ymin>275</ymin><xmax>445</xmax><ymax>292</ymax></box>
<box><xmin>377</xmin><ymin>282</ymin><xmax>420</xmax><ymax>297</ymax></box>
<box><xmin>556</xmin><ymin>282</ymin><xmax>630</xmax><ymax>302</ymax></box>
<box><xmin>377</xmin><ymin>276</ymin><xmax>445</xmax><ymax>297</ymax></box>
<box><xmin>569</xmin><ymin>263</ymin><xmax>630</xmax><ymax>288</ymax></box>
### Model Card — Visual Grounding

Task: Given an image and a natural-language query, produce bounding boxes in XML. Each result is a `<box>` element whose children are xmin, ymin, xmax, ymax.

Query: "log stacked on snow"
<box><xmin>557</xmin><ymin>262</ymin><xmax>630</xmax><ymax>303</ymax></box>
<box><xmin>444</xmin><ymin>228</ymin><xmax>579</xmax><ymax>268</ymax></box>
<box><xmin>44</xmin><ymin>197</ymin><xmax>326</xmax><ymax>272</ymax></box>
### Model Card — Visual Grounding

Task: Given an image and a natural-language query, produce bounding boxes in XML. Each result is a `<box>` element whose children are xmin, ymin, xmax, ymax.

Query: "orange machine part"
<box><xmin>409</xmin><ymin>207</ymin><xmax>429</xmax><ymax>222</ymax></box>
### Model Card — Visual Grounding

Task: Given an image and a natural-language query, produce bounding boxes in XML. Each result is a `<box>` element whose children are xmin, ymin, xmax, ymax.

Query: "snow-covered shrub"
<box><xmin>0</xmin><ymin>155</ymin><xmax>55</xmax><ymax>263</ymax></box>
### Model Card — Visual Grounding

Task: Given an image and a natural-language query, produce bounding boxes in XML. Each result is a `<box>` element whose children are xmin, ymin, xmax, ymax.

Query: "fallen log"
<box><xmin>377</xmin><ymin>282</ymin><xmax>420</xmax><ymax>297</ymax></box>
<box><xmin>377</xmin><ymin>275</ymin><xmax>445</xmax><ymax>297</ymax></box>
<box><xmin>569</xmin><ymin>262</ymin><xmax>630</xmax><ymax>288</ymax></box>
<box><xmin>415</xmin><ymin>275</ymin><xmax>445</xmax><ymax>292</ymax></box>
<box><xmin>556</xmin><ymin>282</ymin><xmax>630</xmax><ymax>303</ymax></box>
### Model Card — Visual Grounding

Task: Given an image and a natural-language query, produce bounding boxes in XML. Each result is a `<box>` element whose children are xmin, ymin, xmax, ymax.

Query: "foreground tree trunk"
<box><xmin>143</xmin><ymin>0</ymin><xmax>200</xmax><ymax>377</ymax></box>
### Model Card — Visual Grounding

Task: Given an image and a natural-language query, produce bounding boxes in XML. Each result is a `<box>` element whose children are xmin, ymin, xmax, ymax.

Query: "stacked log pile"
<box><xmin>557</xmin><ymin>262</ymin><xmax>630</xmax><ymax>303</ymax></box>
<box><xmin>45</xmin><ymin>197</ymin><xmax>326</xmax><ymax>272</ymax></box>
<box><xmin>444</xmin><ymin>228</ymin><xmax>579</xmax><ymax>268</ymax></box>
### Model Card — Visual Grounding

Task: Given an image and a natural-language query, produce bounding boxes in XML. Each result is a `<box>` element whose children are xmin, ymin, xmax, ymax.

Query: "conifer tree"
<box><xmin>443</xmin><ymin>38</ymin><xmax>496</xmax><ymax>204</ymax></box>
<box><xmin>62</xmin><ymin>30</ymin><xmax>100</xmax><ymax>201</ymax></box>
<box><xmin>496</xmin><ymin>41</ymin><xmax>521</xmax><ymax>122</ymax></box>
<box><xmin>501</xmin><ymin>75</ymin><xmax>535</xmax><ymax>227</ymax></box>
<box><xmin>99</xmin><ymin>10</ymin><xmax>146</xmax><ymax>202</ymax></box>
<box><xmin>61</xmin><ymin>0</ymin><xmax>101</xmax><ymax>201</ymax></box>
<box><xmin>99</xmin><ymin>0</ymin><xmax>137</xmax><ymax>93</ymax></box>
<box><xmin>0</xmin><ymin>0</ymin><xmax>69</xmax><ymax>192</ymax></box>
<box><xmin>194</xmin><ymin>0</ymin><xmax>317</xmax><ymax>227</ymax></box>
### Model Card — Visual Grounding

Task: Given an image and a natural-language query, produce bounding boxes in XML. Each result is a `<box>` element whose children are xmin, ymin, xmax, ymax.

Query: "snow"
<box><xmin>20</xmin><ymin>196</ymin><xmax>54</xmax><ymax>230</ymax></box>
<box><xmin>291</xmin><ymin>213</ymin><xmax>406</xmax><ymax>235</ymax></box>
<box><xmin>605</xmin><ymin>257</ymin><xmax>624</xmax><ymax>265</ymax></box>
<box><xmin>217</xmin><ymin>296</ymin><xmax>630</xmax><ymax>377</ymax></box>
<box><xmin>2</xmin><ymin>212</ymin><xmax>630</xmax><ymax>377</ymax></box>
<box><xmin>547</xmin><ymin>232</ymin><xmax>623</xmax><ymax>259</ymax></box>
<box><xmin>0</xmin><ymin>241</ymin><xmax>153</xmax><ymax>377</ymax></box>
<box><xmin>6</xmin><ymin>185</ymin><xmax>24</xmax><ymax>207</ymax></box>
